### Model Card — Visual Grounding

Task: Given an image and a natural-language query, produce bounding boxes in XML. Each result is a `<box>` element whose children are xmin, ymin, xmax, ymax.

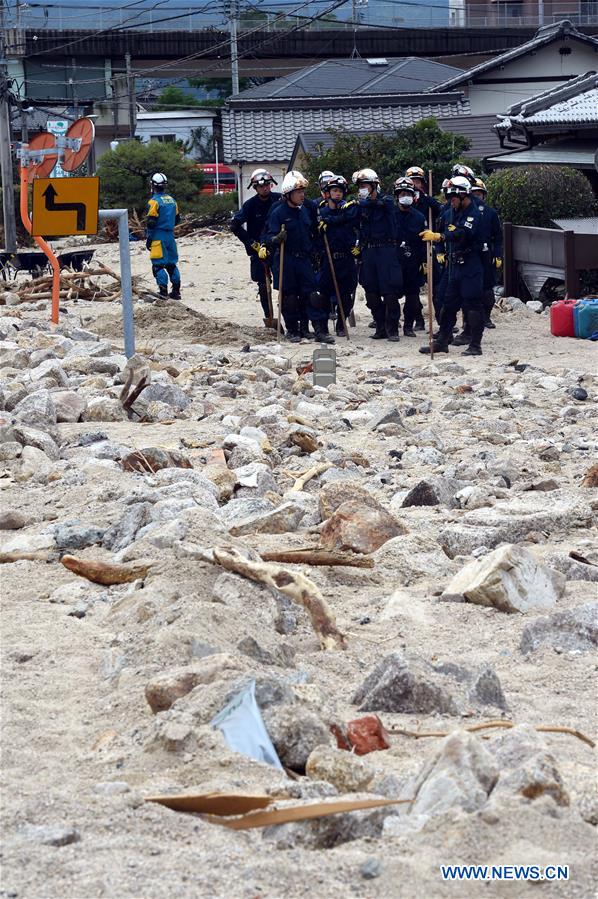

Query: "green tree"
<box><xmin>487</xmin><ymin>165</ymin><xmax>598</xmax><ymax>227</ymax></box>
<box><xmin>303</xmin><ymin>118</ymin><xmax>475</xmax><ymax>196</ymax></box>
<box><xmin>154</xmin><ymin>85</ymin><xmax>201</xmax><ymax>111</ymax></box>
<box><xmin>97</xmin><ymin>140</ymin><xmax>203</xmax><ymax>216</ymax></box>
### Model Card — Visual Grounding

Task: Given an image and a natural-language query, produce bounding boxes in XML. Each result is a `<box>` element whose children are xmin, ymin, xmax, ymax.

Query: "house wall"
<box><xmin>465</xmin><ymin>39</ymin><xmax>598</xmax><ymax>113</ymax></box>
<box><xmin>230</xmin><ymin>163</ymin><xmax>288</xmax><ymax>206</ymax></box>
<box><xmin>135</xmin><ymin>113</ymin><xmax>215</xmax><ymax>158</ymax></box>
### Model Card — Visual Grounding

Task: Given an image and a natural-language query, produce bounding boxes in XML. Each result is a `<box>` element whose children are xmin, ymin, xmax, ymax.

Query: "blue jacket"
<box><xmin>394</xmin><ymin>205</ymin><xmax>427</xmax><ymax>267</ymax></box>
<box><xmin>231</xmin><ymin>192</ymin><xmax>281</xmax><ymax>247</ymax></box>
<box><xmin>263</xmin><ymin>199</ymin><xmax>317</xmax><ymax>256</ymax></box>
<box><xmin>415</xmin><ymin>191</ymin><xmax>442</xmax><ymax>224</ymax></box>
<box><xmin>146</xmin><ymin>192</ymin><xmax>179</xmax><ymax>235</ymax></box>
<box><xmin>318</xmin><ymin>199</ymin><xmax>359</xmax><ymax>254</ymax></box>
<box><xmin>358</xmin><ymin>194</ymin><xmax>396</xmax><ymax>245</ymax></box>
<box><xmin>444</xmin><ymin>200</ymin><xmax>483</xmax><ymax>258</ymax></box>
<box><xmin>477</xmin><ymin>201</ymin><xmax>503</xmax><ymax>258</ymax></box>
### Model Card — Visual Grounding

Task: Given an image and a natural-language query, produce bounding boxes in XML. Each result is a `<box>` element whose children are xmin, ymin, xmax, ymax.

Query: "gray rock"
<box><xmin>237</xmin><ymin>636</ymin><xmax>295</xmax><ymax>668</ymax></box>
<box><xmin>84</xmin><ymin>397</ymin><xmax>126</xmax><ymax>422</ymax></box>
<box><xmin>489</xmin><ymin>724</ymin><xmax>569</xmax><ymax>807</ymax></box>
<box><xmin>263</xmin><ymin>803</ymin><xmax>394</xmax><ymax>850</ymax></box>
<box><xmin>353</xmin><ymin>652</ymin><xmax>458</xmax><ymax>716</ymax></box>
<box><xmin>468</xmin><ymin>665</ymin><xmax>508</xmax><ymax>710</ymax></box>
<box><xmin>0</xmin><ymin>510</ymin><xmax>32</xmax><ymax>530</ymax></box>
<box><xmin>0</xmin><ymin>441</ymin><xmax>22</xmax><ymax>462</ymax></box>
<box><xmin>361</xmin><ymin>859</ymin><xmax>382</xmax><ymax>880</ymax></box>
<box><xmin>543</xmin><ymin>553</ymin><xmax>598</xmax><ymax>583</ymax></box>
<box><xmin>30</xmin><ymin>359</ymin><xmax>69</xmax><ymax>387</ymax></box>
<box><xmin>520</xmin><ymin>603</ymin><xmax>598</xmax><ymax>654</ymax></box>
<box><xmin>19</xmin><ymin>824</ymin><xmax>80</xmax><ymax>846</ymax></box>
<box><xmin>370</xmin><ymin>405</ymin><xmax>408</xmax><ymax>431</ymax></box>
<box><xmin>54</xmin><ymin>521</ymin><xmax>106</xmax><ymax>552</ymax></box>
<box><xmin>53</xmin><ymin>391</ymin><xmax>87</xmax><ymax>423</ymax></box>
<box><xmin>13</xmin><ymin>390</ymin><xmax>57</xmax><ymax>428</ymax></box>
<box><xmin>262</xmin><ymin>703</ymin><xmax>333</xmax><ymax>770</ymax></box>
<box><xmin>13</xmin><ymin>425</ymin><xmax>60</xmax><ymax>461</ymax></box>
<box><xmin>221</xmin><ymin>497</ymin><xmax>274</xmax><ymax>528</ymax></box>
<box><xmin>102</xmin><ymin>503</ymin><xmax>152</xmax><ymax>552</ymax></box>
<box><xmin>401</xmin><ymin>477</ymin><xmax>460</xmax><ymax>509</ymax></box>
<box><xmin>136</xmin><ymin>382</ymin><xmax>190</xmax><ymax>412</ymax></box>
<box><xmin>228</xmin><ymin>501</ymin><xmax>306</xmax><ymax>536</ymax></box>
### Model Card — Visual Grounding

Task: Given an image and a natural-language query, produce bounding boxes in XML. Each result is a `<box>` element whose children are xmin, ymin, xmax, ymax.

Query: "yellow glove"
<box><xmin>420</xmin><ymin>262</ymin><xmax>428</xmax><ymax>276</ymax></box>
<box><xmin>447</xmin><ymin>224</ymin><xmax>456</xmax><ymax>232</ymax></box>
<box><xmin>436</xmin><ymin>252</ymin><xmax>445</xmax><ymax>264</ymax></box>
<box><xmin>250</xmin><ymin>241</ymin><xmax>261</xmax><ymax>253</ymax></box>
<box><xmin>351</xmin><ymin>245</ymin><xmax>361</xmax><ymax>257</ymax></box>
<box><xmin>258</xmin><ymin>245</ymin><xmax>269</xmax><ymax>260</ymax></box>
<box><xmin>318</xmin><ymin>220</ymin><xmax>327</xmax><ymax>232</ymax></box>
<box><xmin>495</xmin><ymin>257</ymin><xmax>503</xmax><ymax>270</ymax></box>
<box><xmin>419</xmin><ymin>230</ymin><xmax>441</xmax><ymax>242</ymax></box>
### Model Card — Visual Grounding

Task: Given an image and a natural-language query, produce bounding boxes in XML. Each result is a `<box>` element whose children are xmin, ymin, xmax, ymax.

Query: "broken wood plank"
<box><xmin>259</xmin><ymin>548</ymin><xmax>374</xmax><ymax>568</ymax></box>
<box><xmin>61</xmin><ymin>555</ymin><xmax>154</xmax><ymax>585</ymax></box>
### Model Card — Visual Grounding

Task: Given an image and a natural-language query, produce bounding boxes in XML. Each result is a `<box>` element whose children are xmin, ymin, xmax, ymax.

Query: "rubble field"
<box><xmin>1</xmin><ymin>232</ymin><xmax>597</xmax><ymax>899</ymax></box>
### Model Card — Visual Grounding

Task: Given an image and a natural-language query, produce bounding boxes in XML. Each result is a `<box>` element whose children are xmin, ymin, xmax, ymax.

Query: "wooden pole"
<box><xmin>322</xmin><ymin>231</ymin><xmax>350</xmax><ymax>340</ymax></box>
<box><xmin>426</xmin><ymin>170</ymin><xmax>435</xmax><ymax>359</ymax></box>
<box><xmin>276</xmin><ymin>225</ymin><xmax>285</xmax><ymax>342</ymax></box>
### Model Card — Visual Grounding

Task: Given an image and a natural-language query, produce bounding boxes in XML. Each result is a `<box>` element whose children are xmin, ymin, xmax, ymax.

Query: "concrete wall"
<box><xmin>135</xmin><ymin>111</ymin><xmax>216</xmax><ymax>158</ymax></box>
<box><xmin>466</xmin><ymin>39</ymin><xmax>598</xmax><ymax>113</ymax></box>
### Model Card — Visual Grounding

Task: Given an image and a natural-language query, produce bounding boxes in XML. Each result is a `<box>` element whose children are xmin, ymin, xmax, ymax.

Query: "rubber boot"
<box><xmin>158</xmin><ymin>284</ymin><xmax>168</xmax><ymax>298</ymax></box>
<box><xmin>483</xmin><ymin>289</ymin><xmax>496</xmax><ymax>329</ymax></box>
<box><xmin>300</xmin><ymin>317</ymin><xmax>314</xmax><ymax>340</ymax></box>
<box><xmin>462</xmin><ymin>309</ymin><xmax>484</xmax><ymax>356</ymax></box>
<box><xmin>419</xmin><ymin>340</ymin><xmax>449</xmax><ymax>355</ymax></box>
<box><xmin>170</xmin><ymin>284</ymin><xmax>181</xmax><ymax>300</ymax></box>
<box><xmin>452</xmin><ymin>331</ymin><xmax>471</xmax><ymax>346</ymax></box>
<box><xmin>314</xmin><ymin>320</ymin><xmax>335</xmax><ymax>344</ymax></box>
<box><xmin>385</xmin><ymin>295</ymin><xmax>400</xmax><ymax>342</ymax></box>
<box><xmin>282</xmin><ymin>295</ymin><xmax>300</xmax><ymax>342</ymax></box>
<box><xmin>371</xmin><ymin>321</ymin><xmax>387</xmax><ymax>339</ymax></box>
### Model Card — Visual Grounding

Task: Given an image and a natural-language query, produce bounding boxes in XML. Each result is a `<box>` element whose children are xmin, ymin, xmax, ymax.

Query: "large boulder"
<box><xmin>320</xmin><ymin>499</ymin><xmax>406</xmax><ymax>555</ymax></box>
<box><xmin>520</xmin><ymin>602</ymin><xmax>597</xmax><ymax>654</ymax></box>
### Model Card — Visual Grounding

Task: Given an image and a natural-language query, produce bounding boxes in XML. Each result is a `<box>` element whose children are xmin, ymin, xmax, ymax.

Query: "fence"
<box><xmin>504</xmin><ymin>223</ymin><xmax>597</xmax><ymax>299</ymax></box>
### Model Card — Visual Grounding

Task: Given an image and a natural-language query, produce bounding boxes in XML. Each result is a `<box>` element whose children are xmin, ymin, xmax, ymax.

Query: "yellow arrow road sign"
<box><xmin>32</xmin><ymin>176</ymin><xmax>100</xmax><ymax>237</ymax></box>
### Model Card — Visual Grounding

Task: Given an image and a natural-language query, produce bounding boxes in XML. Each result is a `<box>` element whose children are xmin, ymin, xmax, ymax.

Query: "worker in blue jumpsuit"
<box><xmin>146</xmin><ymin>172</ymin><xmax>181</xmax><ymax>299</ymax></box>
<box><xmin>354</xmin><ymin>167</ymin><xmax>403</xmax><ymax>342</ymax></box>
<box><xmin>406</xmin><ymin>165</ymin><xmax>442</xmax><ymax>330</ymax></box>
<box><xmin>260</xmin><ymin>170</ymin><xmax>332</xmax><ymax>344</ymax></box>
<box><xmin>317</xmin><ymin>175</ymin><xmax>359</xmax><ymax>337</ymax></box>
<box><xmin>393</xmin><ymin>176</ymin><xmax>427</xmax><ymax>336</ymax></box>
<box><xmin>230</xmin><ymin>169</ymin><xmax>281</xmax><ymax>328</ymax></box>
<box><xmin>419</xmin><ymin>175</ymin><xmax>485</xmax><ymax>357</ymax></box>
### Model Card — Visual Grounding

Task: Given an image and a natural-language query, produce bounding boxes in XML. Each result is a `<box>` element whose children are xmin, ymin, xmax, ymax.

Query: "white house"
<box><xmin>135</xmin><ymin>109</ymin><xmax>218</xmax><ymax>158</ymax></box>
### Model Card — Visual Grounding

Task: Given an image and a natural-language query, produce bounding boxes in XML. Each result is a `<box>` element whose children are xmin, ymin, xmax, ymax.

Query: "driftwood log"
<box><xmin>61</xmin><ymin>555</ymin><xmax>154</xmax><ymax>586</ymax></box>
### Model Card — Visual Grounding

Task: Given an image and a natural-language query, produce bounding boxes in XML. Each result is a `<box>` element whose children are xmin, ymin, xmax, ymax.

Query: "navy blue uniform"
<box><xmin>263</xmin><ymin>199</ymin><xmax>325</xmax><ymax>335</ymax></box>
<box><xmin>477</xmin><ymin>201</ymin><xmax>503</xmax><ymax>291</ymax></box>
<box><xmin>318</xmin><ymin>199</ymin><xmax>359</xmax><ymax>330</ymax></box>
<box><xmin>414</xmin><ymin>191</ymin><xmax>442</xmax><ymax>223</ymax></box>
<box><xmin>433</xmin><ymin>203</ymin><xmax>453</xmax><ymax>321</ymax></box>
<box><xmin>231</xmin><ymin>191</ymin><xmax>281</xmax><ymax>319</ymax></box>
<box><xmin>358</xmin><ymin>194</ymin><xmax>403</xmax><ymax>337</ymax></box>
<box><xmin>437</xmin><ymin>200</ymin><xmax>485</xmax><ymax>348</ymax></box>
<box><xmin>394</xmin><ymin>204</ymin><xmax>426</xmax><ymax>332</ymax></box>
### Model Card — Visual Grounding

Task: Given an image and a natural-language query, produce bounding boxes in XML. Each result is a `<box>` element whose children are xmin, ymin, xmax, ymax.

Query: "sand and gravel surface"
<box><xmin>1</xmin><ymin>231</ymin><xmax>597</xmax><ymax>899</ymax></box>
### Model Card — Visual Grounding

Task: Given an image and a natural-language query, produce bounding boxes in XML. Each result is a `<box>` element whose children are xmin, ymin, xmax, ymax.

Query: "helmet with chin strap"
<box><xmin>451</xmin><ymin>163</ymin><xmax>476</xmax><ymax>185</ymax></box>
<box><xmin>247</xmin><ymin>168</ymin><xmax>277</xmax><ymax>189</ymax></box>
<box><xmin>393</xmin><ymin>176</ymin><xmax>416</xmax><ymax>196</ymax></box>
<box><xmin>445</xmin><ymin>175</ymin><xmax>471</xmax><ymax>197</ymax></box>
<box><xmin>326</xmin><ymin>174</ymin><xmax>348</xmax><ymax>194</ymax></box>
<box><xmin>352</xmin><ymin>168</ymin><xmax>379</xmax><ymax>186</ymax></box>
<box><xmin>281</xmin><ymin>170</ymin><xmax>308</xmax><ymax>196</ymax></box>
<box><xmin>150</xmin><ymin>172</ymin><xmax>168</xmax><ymax>192</ymax></box>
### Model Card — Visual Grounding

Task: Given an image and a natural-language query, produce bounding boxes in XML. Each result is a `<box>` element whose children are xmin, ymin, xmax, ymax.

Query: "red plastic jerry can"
<box><xmin>550</xmin><ymin>299</ymin><xmax>576</xmax><ymax>337</ymax></box>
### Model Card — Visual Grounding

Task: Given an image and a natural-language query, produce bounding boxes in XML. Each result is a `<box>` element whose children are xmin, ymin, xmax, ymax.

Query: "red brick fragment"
<box><xmin>346</xmin><ymin>715</ymin><xmax>391</xmax><ymax>755</ymax></box>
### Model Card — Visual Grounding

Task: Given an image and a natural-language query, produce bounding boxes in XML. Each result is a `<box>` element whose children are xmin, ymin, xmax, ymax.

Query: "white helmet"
<box><xmin>247</xmin><ymin>168</ymin><xmax>277</xmax><ymax>188</ymax></box>
<box><xmin>318</xmin><ymin>170</ymin><xmax>335</xmax><ymax>189</ymax></box>
<box><xmin>281</xmin><ymin>170</ymin><xmax>308</xmax><ymax>196</ymax></box>
<box><xmin>451</xmin><ymin>163</ymin><xmax>476</xmax><ymax>185</ymax></box>
<box><xmin>150</xmin><ymin>172</ymin><xmax>168</xmax><ymax>191</ymax></box>
<box><xmin>446</xmin><ymin>175</ymin><xmax>471</xmax><ymax>196</ymax></box>
<box><xmin>352</xmin><ymin>168</ymin><xmax>379</xmax><ymax>185</ymax></box>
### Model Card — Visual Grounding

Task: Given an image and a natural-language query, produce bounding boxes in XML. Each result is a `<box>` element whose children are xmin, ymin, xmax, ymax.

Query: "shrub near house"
<box><xmin>487</xmin><ymin>165</ymin><xmax>598</xmax><ymax>228</ymax></box>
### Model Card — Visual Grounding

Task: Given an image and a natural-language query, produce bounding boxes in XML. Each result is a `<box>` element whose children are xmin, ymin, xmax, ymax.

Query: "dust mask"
<box><xmin>398</xmin><ymin>196</ymin><xmax>413</xmax><ymax>206</ymax></box>
<box><xmin>358</xmin><ymin>187</ymin><xmax>370</xmax><ymax>199</ymax></box>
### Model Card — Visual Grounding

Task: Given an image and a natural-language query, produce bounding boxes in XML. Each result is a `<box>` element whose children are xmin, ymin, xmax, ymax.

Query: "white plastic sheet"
<box><xmin>210</xmin><ymin>680</ymin><xmax>283</xmax><ymax>769</ymax></box>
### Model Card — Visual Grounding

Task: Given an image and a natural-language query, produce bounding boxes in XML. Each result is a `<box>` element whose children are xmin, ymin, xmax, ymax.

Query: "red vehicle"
<box><xmin>197</xmin><ymin>163</ymin><xmax>237</xmax><ymax>194</ymax></box>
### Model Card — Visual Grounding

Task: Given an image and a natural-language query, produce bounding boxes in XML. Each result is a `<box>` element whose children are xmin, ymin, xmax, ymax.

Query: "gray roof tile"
<box><xmin>496</xmin><ymin>72</ymin><xmax>598</xmax><ymax>127</ymax></box>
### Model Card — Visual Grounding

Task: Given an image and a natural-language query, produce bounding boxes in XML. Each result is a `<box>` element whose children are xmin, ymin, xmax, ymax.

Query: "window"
<box><xmin>150</xmin><ymin>134</ymin><xmax>176</xmax><ymax>143</ymax></box>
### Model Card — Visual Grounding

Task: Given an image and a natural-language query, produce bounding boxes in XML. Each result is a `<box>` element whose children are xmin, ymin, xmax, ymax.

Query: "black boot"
<box><xmin>462</xmin><ymin>309</ymin><xmax>484</xmax><ymax>356</ymax></box>
<box><xmin>384</xmin><ymin>295</ymin><xmax>400</xmax><ymax>342</ymax></box>
<box><xmin>285</xmin><ymin>329</ymin><xmax>301</xmax><ymax>343</ymax></box>
<box><xmin>414</xmin><ymin>315</ymin><xmax>425</xmax><ymax>331</ymax></box>
<box><xmin>158</xmin><ymin>284</ymin><xmax>168</xmax><ymax>298</ymax></box>
<box><xmin>452</xmin><ymin>331</ymin><xmax>471</xmax><ymax>346</ymax></box>
<box><xmin>419</xmin><ymin>339</ymin><xmax>450</xmax><ymax>354</ymax></box>
<box><xmin>483</xmin><ymin>290</ymin><xmax>496</xmax><ymax>328</ymax></box>
<box><xmin>462</xmin><ymin>343</ymin><xmax>482</xmax><ymax>355</ymax></box>
<box><xmin>371</xmin><ymin>323</ymin><xmax>387</xmax><ymax>339</ymax></box>
<box><xmin>314</xmin><ymin>321</ymin><xmax>335</xmax><ymax>344</ymax></box>
<box><xmin>300</xmin><ymin>318</ymin><xmax>314</xmax><ymax>340</ymax></box>
<box><xmin>170</xmin><ymin>284</ymin><xmax>181</xmax><ymax>300</ymax></box>
<box><xmin>282</xmin><ymin>295</ymin><xmax>299</xmax><ymax>341</ymax></box>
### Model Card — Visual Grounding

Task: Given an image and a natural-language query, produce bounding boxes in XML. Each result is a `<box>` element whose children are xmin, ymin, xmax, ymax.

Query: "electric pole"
<box><xmin>229</xmin><ymin>0</ymin><xmax>240</xmax><ymax>96</ymax></box>
<box><xmin>0</xmin><ymin>0</ymin><xmax>17</xmax><ymax>252</ymax></box>
<box><xmin>125</xmin><ymin>52</ymin><xmax>136</xmax><ymax>138</ymax></box>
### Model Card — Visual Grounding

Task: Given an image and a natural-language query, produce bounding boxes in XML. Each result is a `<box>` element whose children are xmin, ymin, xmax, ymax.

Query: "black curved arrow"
<box><xmin>42</xmin><ymin>184</ymin><xmax>86</xmax><ymax>231</ymax></box>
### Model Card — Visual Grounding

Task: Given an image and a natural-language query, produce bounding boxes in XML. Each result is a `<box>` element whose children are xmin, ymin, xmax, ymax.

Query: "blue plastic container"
<box><xmin>574</xmin><ymin>298</ymin><xmax>598</xmax><ymax>339</ymax></box>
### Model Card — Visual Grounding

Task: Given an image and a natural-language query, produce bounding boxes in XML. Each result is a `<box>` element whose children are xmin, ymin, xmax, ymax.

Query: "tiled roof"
<box><xmin>487</xmin><ymin>139</ymin><xmax>598</xmax><ymax>169</ymax></box>
<box><xmin>291</xmin><ymin>113</ymin><xmax>502</xmax><ymax>166</ymax></box>
<box><xmin>428</xmin><ymin>20</ymin><xmax>598</xmax><ymax>93</ymax></box>
<box><xmin>229</xmin><ymin>57</ymin><xmax>463</xmax><ymax>102</ymax></box>
<box><xmin>223</xmin><ymin>97</ymin><xmax>470</xmax><ymax>163</ymax></box>
<box><xmin>496</xmin><ymin>72</ymin><xmax>598</xmax><ymax>129</ymax></box>
<box><xmin>552</xmin><ymin>217</ymin><xmax>598</xmax><ymax>234</ymax></box>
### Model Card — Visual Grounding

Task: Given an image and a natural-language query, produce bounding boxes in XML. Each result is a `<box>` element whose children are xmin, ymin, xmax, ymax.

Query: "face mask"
<box><xmin>398</xmin><ymin>196</ymin><xmax>413</xmax><ymax>206</ymax></box>
<box><xmin>358</xmin><ymin>187</ymin><xmax>370</xmax><ymax>199</ymax></box>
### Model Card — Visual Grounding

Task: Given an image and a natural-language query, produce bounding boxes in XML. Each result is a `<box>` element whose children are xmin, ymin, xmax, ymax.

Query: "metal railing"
<box><xmin>5</xmin><ymin>3</ymin><xmax>598</xmax><ymax>31</ymax></box>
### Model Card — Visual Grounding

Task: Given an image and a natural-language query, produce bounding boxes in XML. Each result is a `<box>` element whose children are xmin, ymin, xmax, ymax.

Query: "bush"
<box><xmin>303</xmin><ymin>118</ymin><xmax>478</xmax><ymax>196</ymax></box>
<box><xmin>97</xmin><ymin>141</ymin><xmax>203</xmax><ymax>216</ymax></box>
<box><xmin>486</xmin><ymin>165</ymin><xmax>598</xmax><ymax>228</ymax></box>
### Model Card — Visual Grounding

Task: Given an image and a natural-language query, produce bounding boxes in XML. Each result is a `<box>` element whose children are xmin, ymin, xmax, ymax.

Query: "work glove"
<box><xmin>258</xmin><ymin>245</ymin><xmax>269</xmax><ymax>260</ymax></box>
<box><xmin>318</xmin><ymin>220</ymin><xmax>327</xmax><ymax>232</ymax></box>
<box><xmin>447</xmin><ymin>224</ymin><xmax>456</xmax><ymax>232</ymax></box>
<box><xmin>145</xmin><ymin>237</ymin><xmax>153</xmax><ymax>251</ymax></box>
<box><xmin>272</xmin><ymin>228</ymin><xmax>287</xmax><ymax>245</ymax></box>
<box><xmin>436</xmin><ymin>252</ymin><xmax>446</xmax><ymax>265</ymax></box>
<box><xmin>351</xmin><ymin>245</ymin><xmax>361</xmax><ymax>257</ymax></box>
<box><xmin>419</xmin><ymin>230</ymin><xmax>442</xmax><ymax>242</ymax></box>
<box><xmin>495</xmin><ymin>257</ymin><xmax>503</xmax><ymax>270</ymax></box>
<box><xmin>420</xmin><ymin>262</ymin><xmax>428</xmax><ymax>276</ymax></box>
<box><xmin>250</xmin><ymin>241</ymin><xmax>261</xmax><ymax>253</ymax></box>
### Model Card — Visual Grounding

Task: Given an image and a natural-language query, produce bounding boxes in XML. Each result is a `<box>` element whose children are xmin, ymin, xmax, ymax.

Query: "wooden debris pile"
<box><xmin>0</xmin><ymin>262</ymin><xmax>148</xmax><ymax>305</ymax></box>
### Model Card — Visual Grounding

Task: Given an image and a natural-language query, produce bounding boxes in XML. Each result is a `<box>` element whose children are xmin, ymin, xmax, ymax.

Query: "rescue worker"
<box><xmin>419</xmin><ymin>175</ymin><xmax>485</xmax><ymax>357</ymax></box>
<box><xmin>393</xmin><ymin>176</ymin><xmax>426</xmax><ymax>336</ymax></box>
<box><xmin>472</xmin><ymin>177</ymin><xmax>502</xmax><ymax>329</ymax></box>
<box><xmin>317</xmin><ymin>174</ymin><xmax>359</xmax><ymax>337</ymax></box>
<box><xmin>406</xmin><ymin>165</ymin><xmax>442</xmax><ymax>330</ymax></box>
<box><xmin>354</xmin><ymin>168</ymin><xmax>403</xmax><ymax>342</ymax></box>
<box><xmin>146</xmin><ymin>173</ymin><xmax>181</xmax><ymax>299</ymax></box>
<box><xmin>260</xmin><ymin>170</ymin><xmax>333</xmax><ymax>344</ymax></box>
<box><xmin>318</xmin><ymin>171</ymin><xmax>335</xmax><ymax>199</ymax></box>
<box><xmin>230</xmin><ymin>169</ymin><xmax>281</xmax><ymax>328</ymax></box>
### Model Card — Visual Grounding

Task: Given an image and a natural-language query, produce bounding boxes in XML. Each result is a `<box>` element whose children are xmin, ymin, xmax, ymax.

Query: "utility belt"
<box><xmin>363</xmin><ymin>241</ymin><xmax>395</xmax><ymax>249</ymax></box>
<box><xmin>288</xmin><ymin>250</ymin><xmax>311</xmax><ymax>260</ymax></box>
<box><xmin>448</xmin><ymin>250</ymin><xmax>471</xmax><ymax>266</ymax></box>
<box><xmin>398</xmin><ymin>242</ymin><xmax>414</xmax><ymax>260</ymax></box>
<box><xmin>331</xmin><ymin>251</ymin><xmax>351</xmax><ymax>260</ymax></box>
